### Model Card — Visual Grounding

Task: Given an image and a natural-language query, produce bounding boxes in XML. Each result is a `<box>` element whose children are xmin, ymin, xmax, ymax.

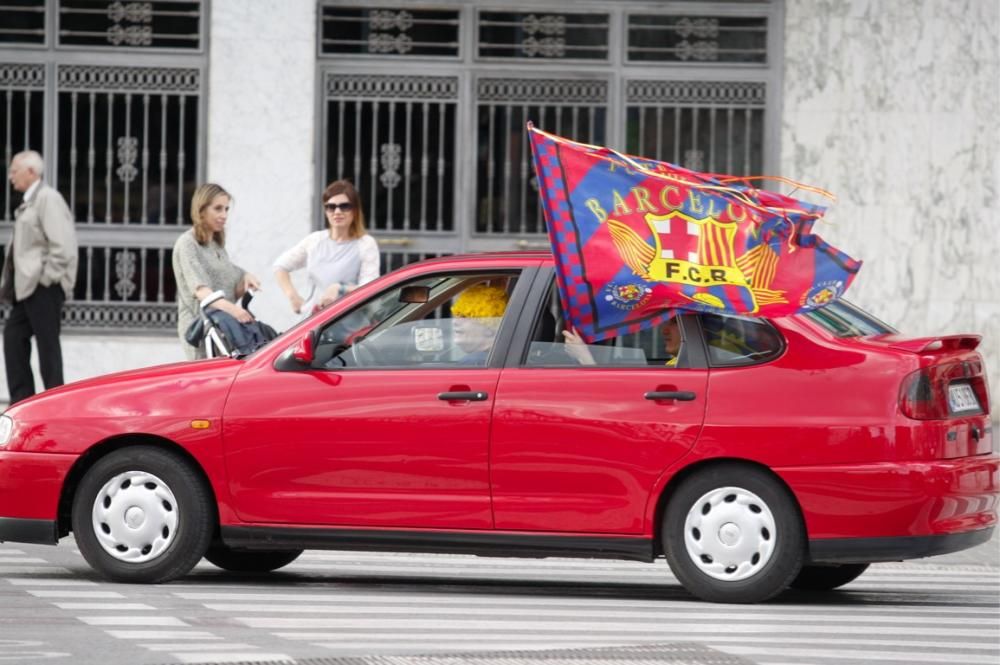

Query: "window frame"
<box><xmin>693</xmin><ymin>311</ymin><xmax>786</xmax><ymax>368</ymax></box>
<box><xmin>509</xmin><ymin>269</ymin><xmax>710</xmax><ymax>371</ymax></box>
<box><xmin>285</xmin><ymin>266</ymin><xmax>535</xmax><ymax>372</ymax></box>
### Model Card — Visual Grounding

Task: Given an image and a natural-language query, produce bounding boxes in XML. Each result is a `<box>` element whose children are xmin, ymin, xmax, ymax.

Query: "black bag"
<box><xmin>184</xmin><ymin>317</ymin><xmax>205</xmax><ymax>347</ymax></box>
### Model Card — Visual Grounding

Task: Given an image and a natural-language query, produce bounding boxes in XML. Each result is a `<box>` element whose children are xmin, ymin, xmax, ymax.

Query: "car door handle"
<box><xmin>644</xmin><ymin>390</ymin><xmax>696</xmax><ymax>401</ymax></box>
<box><xmin>438</xmin><ymin>391</ymin><xmax>489</xmax><ymax>401</ymax></box>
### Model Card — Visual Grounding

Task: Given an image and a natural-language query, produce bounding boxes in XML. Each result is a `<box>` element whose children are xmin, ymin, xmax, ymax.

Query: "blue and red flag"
<box><xmin>527</xmin><ymin>124</ymin><xmax>862</xmax><ymax>342</ymax></box>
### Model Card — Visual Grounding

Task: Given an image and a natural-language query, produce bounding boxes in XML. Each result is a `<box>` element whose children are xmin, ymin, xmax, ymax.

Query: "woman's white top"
<box><xmin>273</xmin><ymin>231</ymin><xmax>380</xmax><ymax>315</ymax></box>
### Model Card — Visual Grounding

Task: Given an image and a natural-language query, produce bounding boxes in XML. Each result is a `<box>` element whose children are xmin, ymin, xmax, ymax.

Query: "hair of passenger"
<box><xmin>452</xmin><ymin>284</ymin><xmax>509</xmax><ymax>320</ymax></box>
<box><xmin>190</xmin><ymin>183</ymin><xmax>231</xmax><ymax>246</ymax></box>
<box><xmin>321</xmin><ymin>179</ymin><xmax>366</xmax><ymax>239</ymax></box>
<box><xmin>13</xmin><ymin>150</ymin><xmax>44</xmax><ymax>177</ymax></box>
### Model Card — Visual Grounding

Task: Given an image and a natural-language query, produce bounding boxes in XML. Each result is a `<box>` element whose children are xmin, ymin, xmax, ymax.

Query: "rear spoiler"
<box><xmin>888</xmin><ymin>335</ymin><xmax>982</xmax><ymax>354</ymax></box>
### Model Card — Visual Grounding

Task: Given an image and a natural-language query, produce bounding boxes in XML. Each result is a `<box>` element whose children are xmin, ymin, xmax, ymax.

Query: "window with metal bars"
<box><xmin>318</xmin><ymin>0</ymin><xmax>779</xmax><ymax>267</ymax></box>
<box><xmin>0</xmin><ymin>1</ymin><xmax>206</xmax><ymax>333</ymax></box>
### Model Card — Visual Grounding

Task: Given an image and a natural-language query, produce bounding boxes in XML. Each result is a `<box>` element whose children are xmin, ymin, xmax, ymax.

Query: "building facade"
<box><xmin>0</xmin><ymin>0</ymin><xmax>997</xmax><ymax>400</ymax></box>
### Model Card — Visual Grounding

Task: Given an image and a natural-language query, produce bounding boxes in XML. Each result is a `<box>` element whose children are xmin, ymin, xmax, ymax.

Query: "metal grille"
<box><xmin>625</xmin><ymin>80</ymin><xmax>767</xmax><ymax>174</ymax></box>
<box><xmin>381</xmin><ymin>249</ymin><xmax>445</xmax><ymax>274</ymax></box>
<box><xmin>0</xmin><ymin>4</ymin><xmax>205</xmax><ymax>333</ymax></box>
<box><xmin>56</xmin><ymin>64</ymin><xmax>201</xmax><ymax>226</ymax></box>
<box><xmin>317</xmin><ymin>0</ymin><xmax>779</xmax><ymax>263</ymax></box>
<box><xmin>476</xmin><ymin>78</ymin><xmax>607</xmax><ymax>236</ymax></box>
<box><xmin>1</xmin><ymin>63</ymin><xmax>45</xmax><ymax>221</ymax></box>
<box><xmin>320</xmin><ymin>6</ymin><xmax>460</xmax><ymax>57</ymax></box>
<box><xmin>0</xmin><ymin>0</ymin><xmax>46</xmax><ymax>45</ymax></box>
<box><xmin>477</xmin><ymin>10</ymin><xmax>610</xmax><ymax>60</ymax></box>
<box><xmin>323</xmin><ymin>73</ymin><xmax>458</xmax><ymax>237</ymax></box>
<box><xmin>627</xmin><ymin>14</ymin><xmax>768</xmax><ymax>63</ymax></box>
<box><xmin>57</xmin><ymin>0</ymin><xmax>203</xmax><ymax>50</ymax></box>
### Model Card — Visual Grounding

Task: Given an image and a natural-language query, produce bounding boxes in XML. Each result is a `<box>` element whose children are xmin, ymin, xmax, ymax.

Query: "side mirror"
<box><xmin>291</xmin><ymin>329</ymin><xmax>316</xmax><ymax>364</ymax></box>
<box><xmin>400</xmin><ymin>285</ymin><xmax>430</xmax><ymax>304</ymax></box>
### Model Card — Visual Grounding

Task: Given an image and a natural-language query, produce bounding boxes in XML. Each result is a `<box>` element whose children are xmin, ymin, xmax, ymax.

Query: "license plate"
<box><xmin>948</xmin><ymin>383</ymin><xmax>981</xmax><ymax>414</ymax></box>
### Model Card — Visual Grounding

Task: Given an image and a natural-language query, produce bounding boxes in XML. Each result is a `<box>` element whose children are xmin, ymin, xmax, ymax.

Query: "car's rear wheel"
<box><xmin>663</xmin><ymin>464</ymin><xmax>805</xmax><ymax>603</ymax></box>
<box><xmin>204</xmin><ymin>545</ymin><xmax>303</xmax><ymax>572</ymax></box>
<box><xmin>790</xmin><ymin>563</ymin><xmax>870</xmax><ymax>591</ymax></box>
<box><xmin>71</xmin><ymin>446</ymin><xmax>214</xmax><ymax>583</ymax></box>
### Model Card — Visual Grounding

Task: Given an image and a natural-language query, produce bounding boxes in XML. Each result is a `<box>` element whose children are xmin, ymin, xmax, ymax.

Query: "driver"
<box><xmin>451</xmin><ymin>284</ymin><xmax>509</xmax><ymax>366</ymax></box>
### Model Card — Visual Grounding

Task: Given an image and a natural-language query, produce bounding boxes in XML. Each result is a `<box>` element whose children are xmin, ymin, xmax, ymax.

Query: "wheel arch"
<box><xmin>56</xmin><ymin>434</ymin><xmax>220</xmax><ymax>540</ymax></box>
<box><xmin>650</xmin><ymin>457</ymin><xmax>806</xmax><ymax>558</ymax></box>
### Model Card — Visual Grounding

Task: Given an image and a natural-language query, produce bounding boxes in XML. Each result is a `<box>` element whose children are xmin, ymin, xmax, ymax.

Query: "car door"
<box><xmin>489</xmin><ymin>272</ymin><xmax>709</xmax><ymax>534</ymax></box>
<box><xmin>222</xmin><ymin>268</ymin><xmax>532</xmax><ymax>530</ymax></box>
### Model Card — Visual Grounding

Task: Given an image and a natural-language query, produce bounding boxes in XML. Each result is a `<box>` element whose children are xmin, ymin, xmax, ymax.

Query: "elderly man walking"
<box><xmin>1</xmin><ymin>150</ymin><xmax>78</xmax><ymax>404</ymax></box>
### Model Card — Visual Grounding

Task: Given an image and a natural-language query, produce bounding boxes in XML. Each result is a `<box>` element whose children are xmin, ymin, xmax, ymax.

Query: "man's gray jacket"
<box><xmin>2</xmin><ymin>183</ymin><xmax>78</xmax><ymax>302</ymax></box>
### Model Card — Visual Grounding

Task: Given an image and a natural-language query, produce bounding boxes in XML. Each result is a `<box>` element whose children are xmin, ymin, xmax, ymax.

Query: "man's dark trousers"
<box><xmin>3</xmin><ymin>284</ymin><xmax>65</xmax><ymax>404</ymax></box>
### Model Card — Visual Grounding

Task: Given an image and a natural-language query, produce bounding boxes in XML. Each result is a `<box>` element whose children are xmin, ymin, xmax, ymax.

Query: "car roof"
<box><xmin>408</xmin><ymin>251</ymin><xmax>553</xmax><ymax>267</ymax></box>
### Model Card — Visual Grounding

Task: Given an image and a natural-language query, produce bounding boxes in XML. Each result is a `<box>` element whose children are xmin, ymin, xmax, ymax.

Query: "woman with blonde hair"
<box><xmin>172</xmin><ymin>183</ymin><xmax>261</xmax><ymax>359</ymax></box>
<box><xmin>273</xmin><ymin>179</ymin><xmax>379</xmax><ymax>318</ymax></box>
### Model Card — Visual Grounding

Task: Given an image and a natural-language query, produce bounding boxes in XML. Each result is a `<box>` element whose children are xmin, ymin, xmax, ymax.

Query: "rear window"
<box><xmin>801</xmin><ymin>300</ymin><xmax>896</xmax><ymax>337</ymax></box>
<box><xmin>700</xmin><ymin>314</ymin><xmax>784</xmax><ymax>367</ymax></box>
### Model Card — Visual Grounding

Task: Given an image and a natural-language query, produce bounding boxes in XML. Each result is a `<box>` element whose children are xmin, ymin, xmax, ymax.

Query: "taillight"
<box><xmin>899</xmin><ymin>361</ymin><xmax>988</xmax><ymax>420</ymax></box>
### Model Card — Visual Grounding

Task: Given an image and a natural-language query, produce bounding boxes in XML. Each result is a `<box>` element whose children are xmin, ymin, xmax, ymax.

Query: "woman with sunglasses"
<box><xmin>273</xmin><ymin>179</ymin><xmax>380</xmax><ymax>317</ymax></box>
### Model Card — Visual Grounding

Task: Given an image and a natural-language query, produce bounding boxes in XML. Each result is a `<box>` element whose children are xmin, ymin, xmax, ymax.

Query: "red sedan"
<box><xmin>0</xmin><ymin>252</ymin><xmax>995</xmax><ymax>603</ymax></box>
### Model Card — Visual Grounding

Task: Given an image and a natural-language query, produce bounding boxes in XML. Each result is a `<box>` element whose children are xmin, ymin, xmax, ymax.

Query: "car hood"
<box><xmin>4</xmin><ymin>358</ymin><xmax>244</xmax><ymax>420</ymax></box>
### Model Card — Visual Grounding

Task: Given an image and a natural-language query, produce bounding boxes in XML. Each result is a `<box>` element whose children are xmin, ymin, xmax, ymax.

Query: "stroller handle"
<box><xmin>199</xmin><ymin>290</ymin><xmax>226</xmax><ymax>310</ymax></box>
<box><xmin>240</xmin><ymin>289</ymin><xmax>256</xmax><ymax>310</ymax></box>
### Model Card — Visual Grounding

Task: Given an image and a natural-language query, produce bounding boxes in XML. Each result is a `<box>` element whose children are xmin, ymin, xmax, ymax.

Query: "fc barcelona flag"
<box><xmin>527</xmin><ymin>124</ymin><xmax>862</xmax><ymax>343</ymax></box>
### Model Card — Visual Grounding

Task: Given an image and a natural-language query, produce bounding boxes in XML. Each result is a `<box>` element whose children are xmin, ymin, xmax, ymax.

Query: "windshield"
<box><xmin>801</xmin><ymin>300</ymin><xmax>896</xmax><ymax>337</ymax></box>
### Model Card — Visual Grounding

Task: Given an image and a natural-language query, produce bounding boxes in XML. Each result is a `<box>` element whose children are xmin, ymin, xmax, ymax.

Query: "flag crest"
<box><xmin>527</xmin><ymin>124</ymin><xmax>862</xmax><ymax>342</ymax></box>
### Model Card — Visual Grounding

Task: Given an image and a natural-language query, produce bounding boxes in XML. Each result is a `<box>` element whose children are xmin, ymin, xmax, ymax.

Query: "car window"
<box><xmin>801</xmin><ymin>300</ymin><xmax>896</xmax><ymax>337</ymax></box>
<box><xmin>700</xmin><ymin>313</ymin><xmax>783</xmax><ymax>367</ymax></box>
<box><xmin>523</xmin><ymin>282</ymin><xmax>685</xmax><ymax>368</ymax></box>
<box><xmin>313</xmin><ymin>271</ymin><xmax>519</xmax><ymax>369</ymax></box>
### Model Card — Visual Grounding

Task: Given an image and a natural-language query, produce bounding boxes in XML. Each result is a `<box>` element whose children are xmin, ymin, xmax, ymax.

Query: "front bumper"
<box><xmin>0</xmin><ymin>451</ymin><xmax>76</xmax><ymax>543</ymax></box>
<box><xmin>0</xmin><ymin>517</ymin><xmax>58</xmax><ymax>545</ymax></box>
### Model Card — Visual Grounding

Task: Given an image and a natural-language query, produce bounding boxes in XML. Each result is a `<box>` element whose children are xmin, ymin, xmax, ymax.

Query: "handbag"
<box><xmin>184</xmin><ymin>317</ymin><xmax>205</xmax><ymax>347</ymax></box>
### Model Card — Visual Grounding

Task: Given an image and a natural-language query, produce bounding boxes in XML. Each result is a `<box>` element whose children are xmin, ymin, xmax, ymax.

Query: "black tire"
<box><xmin>71</xmin><ymin>446</ymin><xmax>214</xmax><ymax>584</ymax></box>
<box><xmin>790</xmin><ymin>563</ymin><xmax>870</xmax><ymax>591</ymax></box>
<box><xmin>204</xmin><ymin>545</ymin><xmax>303</xmax><ymax>573</ymax></box>
<box><xmin>663</xmin><ymin>463</ymin><xmax>805</xmax><ymax>603</ymax></box>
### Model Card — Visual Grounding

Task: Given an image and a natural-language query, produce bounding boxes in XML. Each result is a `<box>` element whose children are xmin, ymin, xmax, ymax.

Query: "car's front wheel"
<box><xmin>790</xmin><ymin>563</ymin><xmax>870</xmax><ymax>591</ymax></box>
<box><xmin>204</xmin><ymin>545</ymin><xmax>303</xmax><ymax>572</ymax></box>
<box><xmin>663</xmin><ymin>464</ymin><xmax>805</xmax><ymax>603</ymax></box>
<box><xmin>71</xmin><ymin>446</ymin><xmax>214</xmax><ymax>583</ymax></box>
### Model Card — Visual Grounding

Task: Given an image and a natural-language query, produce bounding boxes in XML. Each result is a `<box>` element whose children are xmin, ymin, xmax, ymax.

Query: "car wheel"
<box><xmin>71</xmin><ymin>446</ymin><xmax>214</xmax><ymax>584</ymax></box>
<box><xmin>663</xmin><ymin>464</ymin><xmax>805</xmax><ymax>603</ymax></box>
<box><xmin>204</xmin><ymin>545</ymin><xmax>303</xmax><ymax>573</ymax></box>
<box><xmin>790</xmin><ymin>563</ymin><xmax>870</xmax><ymax>591</ymax></box>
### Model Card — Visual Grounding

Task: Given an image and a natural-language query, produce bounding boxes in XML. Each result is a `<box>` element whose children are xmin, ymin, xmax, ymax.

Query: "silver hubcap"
<box><xmin>683</xmin><ymin>486</ymin><xmax>777</xmax><ymax>582</ymax></box>
<box><xmin>91</xmin><ymin>471</ymin><xmax>178</xmax><ymax>563</ymax></box>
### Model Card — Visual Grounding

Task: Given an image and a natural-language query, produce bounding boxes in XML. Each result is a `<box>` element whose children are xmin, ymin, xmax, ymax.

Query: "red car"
<box><xmin>0</xmin><ymin>252</ymin><xmax>995</xmax><ymax>603</ymax></box>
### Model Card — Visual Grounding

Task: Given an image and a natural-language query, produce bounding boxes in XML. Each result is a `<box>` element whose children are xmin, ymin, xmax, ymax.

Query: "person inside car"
<box><xmin>451</xmin><ymin>284</ymin><xmax>509</xmax><ymax>366</ymax></box>
<box><xmin>562</xmin><ymin>314</ymin><xmax>682</xmax><ymax>366</ymax></box>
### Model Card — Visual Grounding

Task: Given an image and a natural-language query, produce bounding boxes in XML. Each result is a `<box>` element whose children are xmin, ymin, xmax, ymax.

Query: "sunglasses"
<box><xmin>324</xmin><ymin>202</ymin><xmax>354</xmax><ymax>212</ymax></box>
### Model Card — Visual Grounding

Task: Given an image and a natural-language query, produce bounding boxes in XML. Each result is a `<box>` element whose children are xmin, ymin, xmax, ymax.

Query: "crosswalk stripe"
<box><xmin>265</xmin><ymin>621</ymin><xmax>992</xmax><ymax>638</ymax></box>
<box><xmin>28</xmin><ymin>589</ymin><xmax>124</xmax><ymax>598</ymax></box>
<box><xmin>5</xmin><ymin>578</ymin><xmax>98</xmax><ymax>586</ymax></box>
<box><xmin>54</xmin><ymin>602</ymin><xmax>156</xmax><ymax>610</ymax></box>
<box><xmin>81</xmin><ymin>616</ymin><xmax>188</xmax><ymax>626</ymax></box>
<box><xmin>104</xmin><ymin>630</ymin><xmax>220</xmax><ymax>640</ymax></box>
<box><xmin>173</xmin><ymin>653</ymin><xmax>293</xmax><ymax>664</ymax></box>
<box><xmin>142</xmin><ymin>643</ymin><xmax>261</xmax><ymax>652</ymax></box>
<box><xmin>732</xmin><ymin>645</ymin><xmax>995</xmax><ymax>664</ymax></box>
<box><xmin>179</xmin><ymin>591</ymin><xmax>1000</xmax><ymax>614</ymax></box>
<box><xmin>0</xmin><ymin>566</ymin><xmax>71</xmax><ymax>574</ymax></box>
<box><xmin>212</xmin><ymin>604</ymin><xmax>996</xmax><ymax>626</ymax></box>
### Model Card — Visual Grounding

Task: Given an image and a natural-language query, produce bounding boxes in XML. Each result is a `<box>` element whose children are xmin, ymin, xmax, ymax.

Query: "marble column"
<box><xmin>782</xmin><ymin>0</ymin><xmax>1000</xmax><ymax>388</ymax></box>
<box><xmin>206</xmin><ymin>0</ymin><xmax>318</xmax><ymax>333</ymax></box>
